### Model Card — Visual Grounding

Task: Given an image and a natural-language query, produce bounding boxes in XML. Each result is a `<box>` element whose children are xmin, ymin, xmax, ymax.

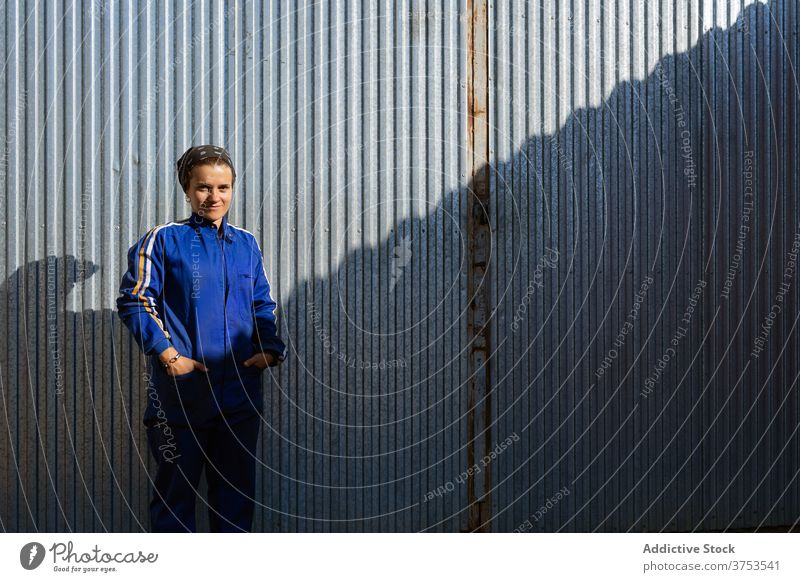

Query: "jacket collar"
<box><xmin>189</xmin><ymin>210</ymin><xmax>228</xmax><ymax>237</ymax></box>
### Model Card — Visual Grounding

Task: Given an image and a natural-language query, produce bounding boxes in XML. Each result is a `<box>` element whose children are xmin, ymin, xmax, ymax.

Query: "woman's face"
<box><xmin>186</xmin><ymin>162</ymin><xmax>234</xmax><ymax>223</ymax></box>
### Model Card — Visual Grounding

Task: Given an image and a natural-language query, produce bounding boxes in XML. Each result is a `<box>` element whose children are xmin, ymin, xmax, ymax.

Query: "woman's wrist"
<box><xmin>163</xmin><ymin>352</ymin><xmax>182</xmax><ymax>369</ymax></box>
<box><xmin>158</xmin><ymin>347</ymin><xmax>182</xmax><ymax>369</ymax></box>
<box><xmin>261</xmin><ymin>351</ymin><xmax>279</xmax><ymax>366</ymax></box>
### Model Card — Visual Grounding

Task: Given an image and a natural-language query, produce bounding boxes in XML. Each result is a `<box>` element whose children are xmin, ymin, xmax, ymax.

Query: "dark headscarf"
<box><xmin>176</xmin><ymin>145</ymin><xmax>236</xmax><ymax>191</ymax></box>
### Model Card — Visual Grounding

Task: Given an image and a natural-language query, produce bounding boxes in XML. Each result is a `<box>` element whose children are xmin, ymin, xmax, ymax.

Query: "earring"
<box><xmin>185</xmin><ymin>197</ymin><xmax>190</xmax><ymax>202</ymax></box>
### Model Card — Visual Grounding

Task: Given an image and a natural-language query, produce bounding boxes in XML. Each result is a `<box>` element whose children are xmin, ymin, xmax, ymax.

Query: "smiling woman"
<box><xmin>178</xmin><ymin>147</ymin><xmax>235</xmax><ymax>227</ymax></box>
<box><xmin>116</xmin><ymin>144</ymin><xmax>287</xmax><ymax>533</ymax></box>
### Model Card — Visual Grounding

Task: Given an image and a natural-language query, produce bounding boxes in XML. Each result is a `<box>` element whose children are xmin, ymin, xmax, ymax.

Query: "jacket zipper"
<box><xmin>217</xmin><ymin>230</ymin><xmax>228</xmax><ymax>397</ymax></box>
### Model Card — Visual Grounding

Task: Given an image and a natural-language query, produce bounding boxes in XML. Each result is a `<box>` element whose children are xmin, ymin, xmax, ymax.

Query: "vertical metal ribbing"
<box><xmin>466</xmin><ymin>0</ymin><xmax>492</xmax><ymax>532</ymax></box>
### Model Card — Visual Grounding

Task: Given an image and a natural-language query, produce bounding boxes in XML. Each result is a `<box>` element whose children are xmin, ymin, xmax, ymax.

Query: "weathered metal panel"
<box><xmin>1</xmin><ymin>0</ymin><xmax>798</xmax><ymax>533</ymax></box>
<box><xmin>488</xmin><ymin>0</ymin><xmax>800</xmax><ymax>532</ymax></box>
<box><xmin>0</xmin><ymin>0</ymin><xmax>469</xmax><ymax>533</ymax></box>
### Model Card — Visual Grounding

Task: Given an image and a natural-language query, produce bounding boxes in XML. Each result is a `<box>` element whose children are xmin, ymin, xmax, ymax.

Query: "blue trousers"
<box><xmin>145</xmin><ymin>412</ymin><xmax>261</xmax><ymax>532</ymax></box>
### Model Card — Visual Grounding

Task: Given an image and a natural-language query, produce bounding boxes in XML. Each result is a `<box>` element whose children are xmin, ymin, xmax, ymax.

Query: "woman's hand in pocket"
<box><xmin>242</xmin><ymin>351</ymin><xmax>277</xmax><ymax>370</ymax></box>
<box><xmin>168</xmin><ymin>357</ymin><xmax>208</xmax><ymax>377</ymax></box>
<box><xmin>159</xmin><ymin>348</ymin><xmax>209</xmax><ymax>377</ymax></box>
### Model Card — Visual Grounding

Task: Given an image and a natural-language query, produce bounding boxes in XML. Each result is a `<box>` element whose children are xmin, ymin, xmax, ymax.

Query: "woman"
<box><xmin>116</xmin><ymin>145</ymin><xmax>287</xmax><ymax>532</ymax></box>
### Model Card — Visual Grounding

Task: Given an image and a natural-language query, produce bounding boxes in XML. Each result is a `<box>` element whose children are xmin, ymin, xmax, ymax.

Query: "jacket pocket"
<box><xmin>170</xmin><ymin>368</ymin><xmax>198</xmax><ymax>381</ymax></box>
<box><xmin>237</xmin><ymin>272</ymin><xmax>255</xmax><ymax>318</ymax></box>
<box><xmin>240</xmin><ymin>362</ymin><xmax>265</xmax><ymax>376</ymax></box>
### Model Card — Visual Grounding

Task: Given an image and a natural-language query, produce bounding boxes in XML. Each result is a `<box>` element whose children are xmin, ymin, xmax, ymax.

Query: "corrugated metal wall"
<box><xmin>488</xmin><ymin>0</ymin><xmax>800</xmax><ymax>532</ymax></box>
<box><xmin>1</xmin><ymin>0</ymin><xmax>797</xmax><ymax>532</ymax></box>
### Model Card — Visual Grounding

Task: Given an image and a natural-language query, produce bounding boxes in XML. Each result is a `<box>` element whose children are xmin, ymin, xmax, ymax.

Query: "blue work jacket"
<box><xmin>116</xmin><ymin>210</ymin><xmax>287</xmax><ymax>427</ymax></box>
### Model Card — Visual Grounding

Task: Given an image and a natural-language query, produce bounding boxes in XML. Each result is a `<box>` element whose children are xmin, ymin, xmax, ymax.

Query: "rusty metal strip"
<box><xmin>465</xmin><ymin>0</ymin><xmax>492</xmax><ymax>533</ymax></box>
